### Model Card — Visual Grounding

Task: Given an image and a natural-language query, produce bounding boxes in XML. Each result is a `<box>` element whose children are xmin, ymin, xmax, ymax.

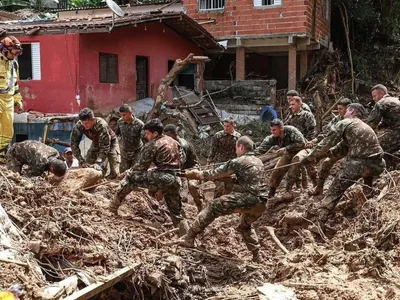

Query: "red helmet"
<box><xmin>1</xmin><ymin>36</ymin><xmax>23</xmax><ymax>57</ymax></box>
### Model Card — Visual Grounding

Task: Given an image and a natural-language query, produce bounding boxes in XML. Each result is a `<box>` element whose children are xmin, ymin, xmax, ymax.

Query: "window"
<box><xmin>199</xmin><ymin>0</ymin><xmax>225</xmax><ymax>11</ymax></box>
<box><xmin>253</xmin><ymin>0</ymin><xmax>282</xmax><ymax>7</ymax></box>
<box><xmin>99</xmin><ymin>53</ymin><xmax>118</xmax><ymax>83</ymax></box>
<box><xmin>19</xmin><ymin>43</ymin><xmax>41</xmax><ymax>80</ymax></box>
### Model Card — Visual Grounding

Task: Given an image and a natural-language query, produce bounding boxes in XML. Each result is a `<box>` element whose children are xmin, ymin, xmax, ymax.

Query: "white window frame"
<box><xmin>19</xmin><ymin>42</ymin><xmax>41</xmax><ymax>81</ymax></box>
<box><xmin>199</xmin><ymin>0</ymin><xmax>225</xmax><ymax>11</ymax></box>
<box><xmin>254</xmin><ymin>0</ymin><xmax>282</xmax><ymax>8</ymax></box>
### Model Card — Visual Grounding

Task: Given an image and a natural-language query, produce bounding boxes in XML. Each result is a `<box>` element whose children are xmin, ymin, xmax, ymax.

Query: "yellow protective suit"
<box><xmin>0</xmin><ymin>53</ymin><xmax>22</xmax><ymax>152</ymax></box>
<box><xmin>0</xmin><ymin>291</ymin><xmax>17</xmax><ymax>300</ymax></box>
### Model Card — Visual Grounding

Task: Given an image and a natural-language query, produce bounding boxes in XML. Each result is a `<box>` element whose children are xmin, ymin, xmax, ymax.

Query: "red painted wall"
<box><xmin>18</xmin><ymin>34</ymin><xmax>80</xmax><ymax>113</ymax></box>
<box><xmin>183</xmin><ymin>0</ymin><xmax>330</xmax><ymax>39</ymax></box>
<box><xmin>79</xmin><ymin>22</ymin><xmax>202</xmax><ymax>113</ymax></box>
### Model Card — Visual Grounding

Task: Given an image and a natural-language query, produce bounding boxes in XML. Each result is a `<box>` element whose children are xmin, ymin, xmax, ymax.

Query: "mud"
<box><xmin>0</xmin><ymin>166</ymin><xmax>399</xmax><ymax>299</ymax></box>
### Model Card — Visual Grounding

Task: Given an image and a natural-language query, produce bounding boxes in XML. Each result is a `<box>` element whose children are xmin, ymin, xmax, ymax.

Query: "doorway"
<box><xmin>136</xmin><ymin>56</ymin><xmax>148</xmax><ymax>100</ymax></box>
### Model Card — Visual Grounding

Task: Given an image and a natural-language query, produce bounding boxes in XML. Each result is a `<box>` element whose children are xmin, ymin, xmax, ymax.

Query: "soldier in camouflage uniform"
<box><xmin>164</xmin><ymin>124</ymin><xmax>204</xmax><ymax>212</ymax></box>
<box><xmin>208</xmin><ymin>118</ymin><xmax>242</xmax><ymax>197</ymax></box>
<box><xmin>308</xmin><ymin>98</ymin><xmax>352</xmax><ymax>195</ymax></box>
<box><xmin>115</xmin><ymin>104</ymin><xmax>144</xmax><ymax>173</ymax></box>
<box><xmin>70</xmin><ymin>108</ymin><xmax>120</xmax><ymax>178</ymax></box>
<box><xmin>181</xmin><ymin>136</ymin><xmax>269</xmax><ymax>262</ymax></box>
<box><xmin>252</xmin><ymin>119</ymin><xmax>306</xmax><ymax>198</ymax></box>
<box><xmin>6</xmin><ymin>140</ymin><xmax>67</xmax><ymax>177</ymax></box>
<box><xmin>366</xmin><ymin>84</ymin><xmax>400</xmax><ymax>168</ymax></box>
<box><xmin>286</xmin><ymin>90</ymin><xmax>312</xmax><ymax>113</ymax></box>
<box><xmin>110</xmin><ymin>119</ymin><xmax>188</xmax><ymax>233</ymax></box>
<box><xmin>302</xmin><ymin>103</ymin><xmax>385</xmax><ymax>221</ymax></box>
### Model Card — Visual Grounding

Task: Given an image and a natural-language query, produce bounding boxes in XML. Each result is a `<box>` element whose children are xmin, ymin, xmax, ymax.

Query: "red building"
<box><xmin>1</xmin><ymin>11</ymin><xmax>220</xmax><ymax>113</ymax></box>
<box><xmin>183</xmin><ymin>0</ymin><xmax>331</xmax><ymax>89</ymax></box>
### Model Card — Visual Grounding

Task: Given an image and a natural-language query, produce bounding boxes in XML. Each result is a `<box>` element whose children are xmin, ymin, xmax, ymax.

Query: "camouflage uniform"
<box><xmin>70</xmin><ymin>117</ymin><xmax>120</xmax><ymax>177</ymax></box>
<box><xmin>366</xmin><ymin>95</ymin><xmax>400</xmax><ymax>167</ymax></box>
<box><xmin>6</xmin><ymin>140</ymin><xmax>59</xmax><ymax>176</ymax></box>
<box><xmin>111</xmin><ymin>135</ymin><xmax>185</xmax><ymax>226</ymax></box>
<box><xmin>208</xmin><ymin>130</ymin><xmax>242</xmax><ymax>197</ymax></box>
<box><xmin>252</xmin><ymin>125</ymin><xmax>305</xmax><ymax>194</ymax></box>
<box><xmin>302</xmin><ymin>102</ymin><xmax>312</xmax><ymax>113</ymax></box>
<box><xmin>313</xmin><ymin>115</ymin><xmax>345</xmax><ymax>188</ymax></box>
<box><xmin>308</xmin><ymin>118</ymin><xmax>385</xmax><ymax>212</ymax></box>
<box><xmin>178</xmin><ymin>137</ymin><xmax>204</xmax><ymax>211</ymax></box>
<box><xmin>287</xmin><ymin>109</ymin><xmax>317</xmax><ymax>188</ymax></box>
<box><xmin>115</xmin><ymin>117</ymin><xmax>144</xmax><ymax>173</ymax></box>
<box><xmin>185</xmin><ymin>154</ymin><xmax>269</xmax><ymax>259</ymax></box>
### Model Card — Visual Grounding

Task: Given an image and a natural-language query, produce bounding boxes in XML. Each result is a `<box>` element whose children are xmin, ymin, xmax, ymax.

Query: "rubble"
<box><xmin>0</xmin><ymin>165</ymin><xmax>400</xmax><ymax>299</ymax></box>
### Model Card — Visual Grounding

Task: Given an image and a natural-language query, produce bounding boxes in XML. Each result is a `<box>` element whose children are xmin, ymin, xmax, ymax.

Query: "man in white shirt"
<box><xmin>63</xmin><ymin>147</ymin><xmax>79</xmax><ymax>169</ymax></box>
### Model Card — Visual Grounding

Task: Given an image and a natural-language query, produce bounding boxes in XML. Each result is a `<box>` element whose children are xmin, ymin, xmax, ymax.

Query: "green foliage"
<box><xmin>70</xmin><ymin>0</ymin><xmax>103</xmax><ymax>8</ymax></box>
<box><xmin>237</xmin><ymin>120</ymin><xmax>270</xmax><ymax>142</ymax></box>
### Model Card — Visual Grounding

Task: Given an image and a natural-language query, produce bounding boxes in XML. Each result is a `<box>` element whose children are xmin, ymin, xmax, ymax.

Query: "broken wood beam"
<box><xmin>0</xmin><ymin>257</ymin><xmax>29</xmax><ymax>268</ymax></box>
<box><xmin>63</xmin><ymin>264</ymin><xmax>140</xmax><ymax>300</ymax></box>
<box><xmin>26</xmin><ymin>27</ymin><xmax>41</xmax><ymax>36</ymax></box>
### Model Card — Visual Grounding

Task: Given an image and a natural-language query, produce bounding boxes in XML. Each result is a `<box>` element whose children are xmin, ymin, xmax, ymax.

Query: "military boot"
<box><xmin>310</xmin><ymin>179</ymin><xmax>325</xmax><ymax>196</ymax></box>
<box><xmin>268</xmin><ymin>187</ymin><xmax>277</xmax><ymax>198</ymax></box>
<box><xmin>178</xmin><ymin>219</ymin><xmax>190</xmax><ymax>237</ymax></box>
<box><xmin>179</xmin><ymin>220</ymin><xmax>203</xmax><ymax>247</ymax></box>
<box><xmin>109</xmin><ymin>194</ymin><xmax>122</xmax><ymax>215</ymax></box>
<box><xmin>252</xmin><ymin>250</ymin><xmax>262</xmax><ymax>263</ymax></box>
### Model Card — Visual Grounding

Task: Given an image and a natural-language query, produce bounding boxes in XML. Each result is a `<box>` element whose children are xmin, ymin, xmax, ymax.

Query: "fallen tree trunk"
<box><xmin>147</xmin><ymin>53</ymin><xmax>209</xmax><ymax>120</ymax></box>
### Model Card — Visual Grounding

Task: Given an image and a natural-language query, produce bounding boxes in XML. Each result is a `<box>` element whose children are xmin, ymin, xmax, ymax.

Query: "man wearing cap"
<box><xmin>6</xmin><ymin>140</ymin><xmax>67</xmax><ymax>177</ymax></box>
<box><xmin>63</xmin><ymin>147</ymin><xmax>79</xmax><ymax>169</ymax></box>
<box><xmin>0</xmin><ymin>36</ymin><xmax>24</xmax><ymax>159</ymax></box>
<box><xmin>115</xmin><ymin>104</ymin><xmax>144</xmax><ymax>173</ymax></box>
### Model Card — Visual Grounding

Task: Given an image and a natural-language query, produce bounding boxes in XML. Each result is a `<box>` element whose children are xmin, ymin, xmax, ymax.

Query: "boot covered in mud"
<box><xmin>109</xmin><ymin>194</ymin><xmax>122</xmax><ymax>214</ymax></box>
<box><xmin>177</xmin><ymin>219</ymin><xmax>190</xmax><ymax>237</ymax></box>
<box><xmin>179</xmin><ymin>219</ymin><xmax>204</xmax><ymax>247</ymax></box>
<box><xmin>310</xmin><ymin>179</ymin><xmax>325</xmax><ymax>196</ymax></box>
<box><xmin>252</xmin><ymin>250</ymin><xmax>262</xmax><ymax>263</ymax></box>
<box><xmin>317</xmin><ymin>195</ymin><xmax>338</xmax><ymax>222</ymax></box>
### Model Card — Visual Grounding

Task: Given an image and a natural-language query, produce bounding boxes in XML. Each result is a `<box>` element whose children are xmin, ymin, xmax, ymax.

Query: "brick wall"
<box><xmin>183</xmin><ymin>0</ymin><xmax>330</xmax><ymax>39</ymax></box>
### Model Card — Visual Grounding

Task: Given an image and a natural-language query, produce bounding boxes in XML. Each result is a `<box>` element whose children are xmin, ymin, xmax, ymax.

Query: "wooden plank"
<box><xmin>63</xmin><ymin>264</ymin><xmax>140</xmax><ymax>300</ymax></box>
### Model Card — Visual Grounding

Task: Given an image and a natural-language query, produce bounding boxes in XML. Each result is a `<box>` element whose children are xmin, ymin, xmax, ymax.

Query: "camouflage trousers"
<box><xmin>194</xmin><ymin>192</ymin><xmax>266</xmax><ymax>252</ymax></box>
<box><xmin>269</xmin><ymin>151</ymin><xmax>317</xmax><ymax>190</ymax></box>
<box><xmin>377</xmin><ymin>129</ymin><xmax>400</xmax><ymax>168</ymax></box>
<box><xmin>322</xmin><ymin>156</ymin><xmax>385</xmax><ymax>210</ymax></box>
<box><xmin>120</xmin><ymin>148</ymin><xmax>142</xmax><ymax>173</ymax></box>
<box><xmin>286</xmin><ymin>149</ymin><xmax>318</xmax><ymax>189</ymax></box>
<box><xmin>86</xmin><ymin>139</ymin><xmax>120</xmax><ymax>177</ymax></box>
<box><xmin>114</xmin><ymin>170</ymin><xmax>184</xmax><ymax>225</ymax></box>
<box><xmin>318</xmin><ymin>154</ymin><xmax>344</xmax><ymax>181</ymax></box>
<box><xmin>214</xmin><ymin>177</ymin><xmax>234</xmax><ymax>198</ymax></box>
<box><xmin>6</xmin><ymin>145</ymin><xmax>23</xmax><ymax>174</ymax></box>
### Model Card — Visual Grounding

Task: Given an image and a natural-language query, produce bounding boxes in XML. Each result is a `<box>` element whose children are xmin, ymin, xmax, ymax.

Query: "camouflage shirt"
<box><xmin>309</xmin><ymin>118</ymin><xmax>383</xmax><ymax>160</ymax></box>
<box><xmin>115</xmin><ymin>117</ymin><xmax>144</xmax><ymax>157</ymax></box>
<box><xmin>366</xmin><ymin>95</ymin><xmax>400</xmax><ymax>130</ymax></box>
<box><xmin>287</xmin><ymin>109</ymin><xmax>316</xmax><ymax>140</ymax></box>
<box><xmin>70</xmin><ymin>117</ymin><xmax>116</xmax><ymax>163</ymax></box>
<box><xmin>132</xmin><ymin>135</ymin><xmax>182</xmax><ymax>171</ymax></box>
<box><xmin>252</xmin><ymin>125</ymin><xmax>306</xmax><ymax>155</ymax></box>
<box><xmin>315</xmin><ymin>115</ymin><xmax>343</xmax><ymax>142</ymax></box>
<box><xmin>8</xmin><ymin>140</ymin><xmax>59</xmax><ymax>176</ymax></box>
<box><xmin>178</xmin><ymin>137</ymin><xmax>199</xmax><ymax>169</ymax></box>
<box><xmin>209</xmin><ymin>130</ymin><xmax>241</xmax><ymax>163</ymax></box>
<box><xmin>202</xmin><ymin>154</ymin><xmax>268</xmax><ymax>196</ymax></box>
<box><xmin>302</xmin><ymin>102</ymin><xmax>312</xmax><ymax>113</ymax></box>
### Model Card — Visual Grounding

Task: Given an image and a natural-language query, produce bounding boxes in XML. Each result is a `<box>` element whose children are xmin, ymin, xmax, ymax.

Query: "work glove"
<box><xmin>183</xmin><ymin>169</ymin><xmax>203</xmax><ymax>180</ymax></box>
<box><xmin>276</xmin><ymin>147</ymin><xmax>287</xmax><ymax>156</ymax></box>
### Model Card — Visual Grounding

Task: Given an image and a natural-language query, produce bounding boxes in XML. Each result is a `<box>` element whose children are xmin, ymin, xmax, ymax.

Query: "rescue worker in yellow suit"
<box><xmin>0</xmin><ymin>283</ymin><xmax>24</xmax><ymax>300</ymax></box>
<box><xmin>0</xmin><ymin>36</ymin><xmax>23</xmax><ymax>160</ymax></box>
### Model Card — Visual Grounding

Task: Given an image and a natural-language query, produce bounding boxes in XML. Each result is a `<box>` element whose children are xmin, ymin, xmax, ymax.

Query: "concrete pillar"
<box><xmin>300</xmin><ymin>51</ymin><xmax>308</xmax><ymax>79</ymax></box>
<box><xmin>288</xmin><ymin>45</ymin><xmax>297</xmax><ymax>90</ymax></box>
<box><xmin>236</xmin><ymin>46</ymin><xmax>245</xmax><ymax>80</ymax></box>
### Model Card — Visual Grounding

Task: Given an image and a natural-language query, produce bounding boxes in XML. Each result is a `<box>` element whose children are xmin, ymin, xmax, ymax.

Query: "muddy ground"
<box><xmin>0</xmin><ymin>165</ymin><xmax>399</xmax><ymax>299</ymax></box>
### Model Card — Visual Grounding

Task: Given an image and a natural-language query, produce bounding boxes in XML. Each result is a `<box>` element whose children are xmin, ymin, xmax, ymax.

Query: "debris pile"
<box><xmin>0</xmin><ymin>166</ymin><xmax>400</xmax><ymax>299</ymax></box>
